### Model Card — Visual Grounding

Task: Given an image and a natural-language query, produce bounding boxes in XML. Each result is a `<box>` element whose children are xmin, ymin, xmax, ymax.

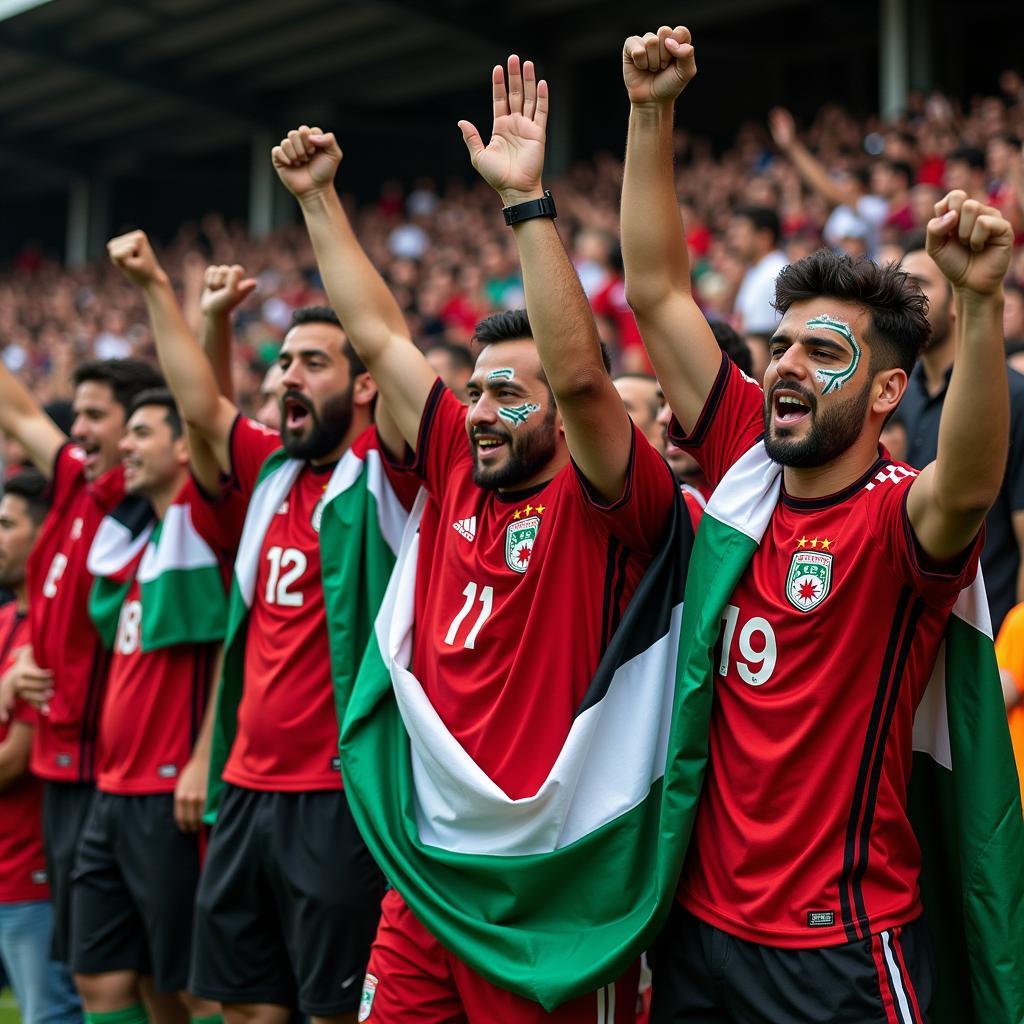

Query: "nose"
<box><xmin>468</xmin><ymin>392</ymin><xmax>498</xmax><ymax>427</ymax></box>
<box><xmin>774</xmin><ymin>345</ymin><xmax>810</xmax><ymax>383</ymax></box>
<box><xmin>71</xmin><ymin>414</ymin><xmax>88</xmax><ymax>440</ymax></box>
<box><xmin>279</xmin><ymin>363</ymin><xmax>302</xmax><ymax>391</ymax></box>
<box><xmin>118</xmin><ymin>434</ymin><xmax>133</xmax><ymax>455</ymax></box>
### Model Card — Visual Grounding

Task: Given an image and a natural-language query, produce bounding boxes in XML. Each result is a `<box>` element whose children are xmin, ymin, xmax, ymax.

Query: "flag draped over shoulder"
<box><xmin>694</xmin><ymin>442</ymin><xmax>1024</xmax><ymax>1024</ymax></box>
<box><xmin>88</xmin><ymin>493</ymin><xmax>227</xmax><ymax>652</ymax></box>
<box><xmin>338</xmin><ymin>489</ymin><xmax>712</xmax><ymax>1010</ymax></box>
<box><xmin>205</xmin><ymin>444</ymin><xmax>408</xmax><ymax>821</ymax></box>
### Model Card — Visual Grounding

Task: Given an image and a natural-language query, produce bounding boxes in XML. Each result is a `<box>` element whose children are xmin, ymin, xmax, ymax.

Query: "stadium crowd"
<box><xmin>0</xmin><ymin>24</ymin><xmax>1022</xmax><ymax>1024</ymax></box>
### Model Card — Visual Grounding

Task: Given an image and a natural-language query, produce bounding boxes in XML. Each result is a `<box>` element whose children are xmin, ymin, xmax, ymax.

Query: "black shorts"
<box><xmin>189</xmin><ymin>784</ymin><xmax>385</xmax><ymax>1015</ymax></box>
<box><xmin>69</xmin><ymin>791</ymin><xmax>202</xmax><ymax>992</ymax></box>
<box><xmin>42</xmin><ymin>781</ymin><xmax>96</xmax><ymax>964</ymax></box>
<box><xmin>650</xmin><ymin>903</ymin><xmax>934</xmax><ymax>1024</ymax></box>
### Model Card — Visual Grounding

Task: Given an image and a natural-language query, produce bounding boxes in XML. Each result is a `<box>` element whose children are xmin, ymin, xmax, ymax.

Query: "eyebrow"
<box><xmin>769</xmin><ymin>333</ymin><xmax>848</xmax><ymax>353</ymax></box>
<box><xmin>281</xmin><ymin>347</ymin><xmax>330</xmax><ymax>361</ymax></box>
<box><xmin>467</xmin><ymin>376</ymin><xmax>527</xmax><ymax>391</ymax></box>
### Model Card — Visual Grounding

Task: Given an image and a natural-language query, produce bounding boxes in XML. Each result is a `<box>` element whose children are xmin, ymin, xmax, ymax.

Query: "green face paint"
<box><xmin>497</xmin><ymin>403</ymin><xmax>541</xmax><ymax>428</ymax></box>
<box><xmin>487</xmin><ymin>368</ymin><xmax>515</xmax><ymax>384</ymax></box>
<box><xmin>805</xmin><ymin>314</ymin><xmax>861</xmax><ymax>395</ymax></box>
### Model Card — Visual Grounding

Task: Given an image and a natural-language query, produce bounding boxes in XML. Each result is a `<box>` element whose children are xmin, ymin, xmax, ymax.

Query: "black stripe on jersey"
<box><xmin>670</xmin><ymin>352</ymin><xmax>729</xmax><ymax>450</ymax></box>
<box><xmin>575</xmin><ymin>489</ymin><xmax>691</xmax><ymax>718</ymax></box>
<box><xmin>781</xmin><ymin>457</ymin><xmax>887</xmax><ymax>511</ymax></box>
<box><xmin>839</xmin><ymin>585</ymin><xmax>913</xmax><ymax>940</ymax></box>
<box><xmin>608</xmin><ymin>541</ymin><xmax>631</xmax><ymax>642</ymax></box>
<box><xmin>850</xmin><ymin>595</ymin><xmax>925</xmax><ymax>932</ymax></box>
<box><xmin>78</xmin><ymin>643</ymin><xmax>111</xmax><ymax>783</ymax></box>
<box><xmin>600</xmin><ymin>537</ymin><xmax>621</xmax><ymax>652</ymax></box>
<box><xmin>411</xmin><ymin>379</ymin><xmax>447</xmax><ymax>479</ymax></box>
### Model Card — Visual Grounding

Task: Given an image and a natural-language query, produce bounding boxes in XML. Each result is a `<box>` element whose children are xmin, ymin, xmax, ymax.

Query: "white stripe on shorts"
<box><xmin>882</xmin><ymin>929</ymin><xmax>914</xmax><ymax>1024</ymax></box>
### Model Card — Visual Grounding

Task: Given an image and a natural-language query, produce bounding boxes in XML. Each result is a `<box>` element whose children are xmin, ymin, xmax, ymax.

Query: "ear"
<box><xmin>872</xmin><ymin>367</ymin><xmax>907</xmax><ymax>420</ymax></box>
<box><xmin>352</xmin><ymin>371</ymin><xmax>378</xmax><ymax>410</ymax></box>
<box><xmin>173</xmin><ymin>435</ymin><xmax>190</xmax><ymax>468</ymax></box>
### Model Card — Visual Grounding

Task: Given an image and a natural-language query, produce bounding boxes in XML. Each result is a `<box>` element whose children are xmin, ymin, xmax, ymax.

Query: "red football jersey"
<box><xmin>26</xmin><ymin>444</ymin><xmax>125</xmax><ymax>783</ymax></box>
<box><xmin>97</xmin><ymin>567</ymin><xmax>218</xmax><ymax>795</ymax></box>
<box><xmin>670</xmin><ymin>357</ymin><xmax>981</xmax><ymax>947</ymax></box>
<box><xmin>398</xmin><ymin>381</ymin><xmax>676</xmax><ymax>799</ymax></box>
<box><xmin>219</xmin><ymin>416</ymin><xmax>342</xmax><ymax>791</ymax></box>
<box><xmin>0</xmin><ymin>605</ymin><xmax>49</xmax><ymax>903</ymax></box>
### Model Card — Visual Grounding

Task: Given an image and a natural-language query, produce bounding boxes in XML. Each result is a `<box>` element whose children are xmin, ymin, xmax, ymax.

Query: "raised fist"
<box><xmin>201</xmin><ymin>264</ymin><xmax>257</xmax><ymax>317</ymax></box>
<box><xmin>107</xmin><ymin>230</ymin><xmax>167</xmax><ymax>288</ymax></box>
<box><xmin>272</xmin><ymin>125</ymin><xmax>342</xmax><ymax>200</ymax></box>
<box><xmin>622</xmin><ymin>26</ymin><xmax>696</xmax><ymax>107</ymax></box>
<box><xmin>926</xmin><ymin>190</ymin><xmax>1013</xmax><ymax>296</ymax></box>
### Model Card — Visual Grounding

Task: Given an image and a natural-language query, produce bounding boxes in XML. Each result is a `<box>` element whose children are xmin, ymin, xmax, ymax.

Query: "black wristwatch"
<box><xmin>502</xmin><ymin>190</ymin><xmax>557</xmax><ymax>226</ymax></box>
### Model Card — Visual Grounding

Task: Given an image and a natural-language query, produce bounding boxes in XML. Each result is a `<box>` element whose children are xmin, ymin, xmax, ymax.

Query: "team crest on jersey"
<box><xmin>506</xmin><ymin>515</ymin><xmax>539</xmax><ymax>573</ymax></box>
<box><xmin>311</xmin><ymin>495</ymin><xmax>325</xmax><ymax>534</ymax></box>
<box><xmin>786</xmin><ymin>551</ymin><xmax>833</xmax><ymax>612</ymax></box>
<box><xmin>358</xmin><ymin>973</ymin><xmax>378</xmax><ymax>1021</ymax></box>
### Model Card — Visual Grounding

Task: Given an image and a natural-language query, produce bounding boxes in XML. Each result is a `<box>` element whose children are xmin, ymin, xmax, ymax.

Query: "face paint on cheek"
<box><xmin>487</xmin><ymin>368</ymin><xmax>515</xmax><ymax>384</ymax></box>
<box><xmin>497</xmin><ymin>403</ymin><xmax>541</xmax><ymax>428</ymax></box>
<box><xmin>805</xmin><ymin>314</ymin><xmax>861</xmax><ymax>396</ymax></box>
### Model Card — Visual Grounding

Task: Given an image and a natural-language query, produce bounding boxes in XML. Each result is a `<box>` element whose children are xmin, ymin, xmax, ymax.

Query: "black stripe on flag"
<box><xmin>575</xmin><ymin>487</ymin><xmax>692</xmax><ymax>718</ymax></box>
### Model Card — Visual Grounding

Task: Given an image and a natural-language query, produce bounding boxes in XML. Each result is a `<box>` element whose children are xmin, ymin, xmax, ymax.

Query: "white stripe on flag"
<box><xmin>882</xmin><ymin>930</ymin><xmax>914</xmax><ymax>1024</ymax></box>
<box><xmin>607</xmin><ymin>982</ymin><xmax>615</xmax><ymax>1020</ymax></box>
<box><xmin>596</xmin><ymin>983</ymin><xmax>605</xmax><ymax>1024</ymax></box>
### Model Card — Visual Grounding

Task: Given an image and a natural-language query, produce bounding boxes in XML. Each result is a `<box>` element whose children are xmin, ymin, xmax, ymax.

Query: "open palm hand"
<box><xmin>460</xmin><ymin>56</ymin><xmax>548</xmax><ymax>206</ymax></box>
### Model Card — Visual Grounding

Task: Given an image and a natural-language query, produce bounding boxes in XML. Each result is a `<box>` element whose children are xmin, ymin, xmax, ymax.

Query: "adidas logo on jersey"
<box><xmin>452</xmin><ymin>516</ymin><xmax>477</xmax><ymax>542</ymax></box>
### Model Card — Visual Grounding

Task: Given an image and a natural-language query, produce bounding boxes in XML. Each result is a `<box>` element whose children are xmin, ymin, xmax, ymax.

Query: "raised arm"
<box><xmin>620</xmin><ymin>26</ymin><xmax>722</xmax><ymax>433</ymax></box>
<box><xmin>200</xmin><ymin>264</ymin><xmax>257</xmax><ymax>404</ymax></box>
<box><xmin>107</xmin><ymin>231</ymin><xmax>237</xmax><ymax>486</ymax></box>
<box><xmin>272</xmin><ymin>128</ymin><xmax>434</xmax><ymax>453</ymax></box>
<box><xmin>0</xmin><ymin>364</ymin><xmax>65</xmax><ymax>479</ymax></box>
<box><xmin>767</xmin><ymin>108</ymin><xmax>856</xmax><ymax>210</ymax></box>
<box><xmin>459</xmin><ymin>56</ymin><xmax>632</xmax><ymax>500</ymax></box>
<box><xmin>907</xmin><ymin>191</ymin><xmax>1014</xmax><ymax>560</ymax></box>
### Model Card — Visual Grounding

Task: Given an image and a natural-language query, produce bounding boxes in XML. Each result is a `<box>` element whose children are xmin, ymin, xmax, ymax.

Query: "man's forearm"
<box><xmin>783</xmin><ymin>141</ymin><xmax>847</xmax><ymax>209</ymax></box>
<box><xmin>143</xmin><ymin>279</ymin><xmax>229</xmax><ymax>435</ymax></box>
<box><xmin>510</xmin><ymin>216</ymin><xmax>604</xmax><ymax>396</ymax></box>
<box><xmin>297</xmin><ymin>189</ymin><xmax>407</xmax><ymax>360</ymax></box>
<box><xmin>621</xmin><ymin>103</ymin><xmax>690</xmax><ymax>311</ymax></box>
<box><xmin>202</xmin><ymin>313</ymin><xmax>235</xmax><ymax>402</ymax></box>
<box><xmin>934</xmin><ymin>291</ymin><xmax>1008</xmax><ymax>511</ymax></box>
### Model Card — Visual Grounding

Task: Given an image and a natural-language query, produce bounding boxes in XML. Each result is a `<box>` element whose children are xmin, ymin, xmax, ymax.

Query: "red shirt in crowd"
<box><xmin>0</xmin><ymin>604</ymin><xmax>49</xmax><ymax>903</ymax></box>
<box><xmin>395</xmin><ymin>381</ymin><xmax>676</xmax><ymax>799</ymax></box>
<box><xmin>670</xmin><ymin>357</ymin><xmax>981</xmax><ymax>947</ymax></box>
<box><xmin>26</xmin><ymin>444</ymin><xmax>124</xmax><ymax>783</ymax></box>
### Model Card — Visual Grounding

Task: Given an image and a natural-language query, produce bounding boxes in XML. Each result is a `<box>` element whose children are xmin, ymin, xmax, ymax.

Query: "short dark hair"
<box><xmin>773</xmin><ymin>249</ymin><xmax>930</xmax><ymax>376</ymax></box>
<box><xmin>288</xmin><ymin>305</ymin><xmax>367</xmax><ymax>377</ymax></box>
<box><xmin>72</xmin><ymin>359</ymin><xmax>164</xmax><ymax>413</ymax></box>
<box><xmin>425</xmin><ymin>341</ymin><xmax>474</xmax><ymax>373</ymax></box>
<box><xmin>710</xmin><ymin>320</ymin><xmax>754</xmax><ymax>376</ymax></box>
<box><xmin>736</xmin><ymin>206</ymin><xmax>781</xmax><ymax>247</ymax></box>
<box><xmin>472</xmin><ymin>309</ymin><xmax>612</xmax><ymax>373</ymax></box>
<box><xmin>3</xmin><ymin>468</ymin><xmax>50</xmax><ymax>526</ymax></box>
<box><xmin>126</xmin><ymin>387</ymin><xmax>183</xmax><ymax>439</ymax></box>
<box><xmin>885</xmin><ymin>160</ymin><xmax>914</xmax><ymax>188</ymax></box>
<box><xmin>949</xmin><ymin>146</ymin><xmax>986</xmax><ymax>171</ymax></box>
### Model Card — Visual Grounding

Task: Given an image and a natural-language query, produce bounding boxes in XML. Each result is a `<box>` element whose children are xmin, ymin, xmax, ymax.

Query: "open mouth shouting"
<box><xmin>282</xmin><ymin>391</ymin><xmax>314</xmax><ymax>434</ymax></box>
<box><xmin>770</xmin><ymin>385</ymin><xmax>815</xmax><ymax>432</ymax></box>
<box><xmin>78</xmin><ymin>441</ymin><xmax>101</xmax><ymax>471</ymax></box>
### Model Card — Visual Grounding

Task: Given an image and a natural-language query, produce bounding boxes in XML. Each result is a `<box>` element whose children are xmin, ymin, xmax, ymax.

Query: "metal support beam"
<box><xmin>880</xmin><ymin>0</ymin><xmax>909</xmax><ymax>118</ymax></box>
<box><xmin>249</xmin><ymin>131</ymin><xmax>274</xmax><ymax>239</ymax></box>
<box><xmin>65</xmin><ymin>176</ymin><xmax>89</xmax><ymax>268</ymax></box>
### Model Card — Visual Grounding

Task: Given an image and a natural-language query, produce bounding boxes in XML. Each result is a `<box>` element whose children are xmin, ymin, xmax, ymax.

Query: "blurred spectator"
<box><xmin>613</xmin><ymin>374</ymin><xmax>663</xmax><ymax>453</ymax></box>
<box><xmin>425</xmin><ymin>342</ymin><xmax>474</xmax><ymax>402</ymax></box>
<box><xmin>729</xmin><ymin>207</ymin><xmax>787</xmax><ymax>333</ymax></box>
<box><xmin>899</xmin><ymin>245</ymin><xmax>1024</xmax><ymax>633</ymax></box>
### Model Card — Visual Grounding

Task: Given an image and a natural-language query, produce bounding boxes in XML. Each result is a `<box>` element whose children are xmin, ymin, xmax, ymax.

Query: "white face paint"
<box><xmin>805</xmin><ymin>314</ymin><xmax>861</xmax><ymax>395</ymax></box>
<box><xmin>487</xmin><ymin>368</ymin><xmax>515</xmax><ymax>384</ymax></box>
<box><xmin>497</xmin><ymin>403</ymin><xmax>541</xmax><ymax>428</ymax></box>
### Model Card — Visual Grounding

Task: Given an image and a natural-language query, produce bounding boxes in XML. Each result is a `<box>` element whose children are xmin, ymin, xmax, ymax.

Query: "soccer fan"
<box><xmin>728</xmin><ymin>206</ymin><xmax>788</xmax><ymax>334</ymax></box>
<box><xmin>69</xmin><ymin>389</ymin><xmax>225</xmax><ymax>1024</ymax></box>
<box><xmin>272</xmin><ymin>52</ymin><xmax>677</xmax><ymax>1021</ymax></box>
<box><xmin>0</xmin><ymin>356</ymin><xmax>162</xmax><ymax>970</ymax></box>
<box><xmin>107</xmin><ymin>230</ymin><xmax>389</xmax><ymax>1024</ymax></box>
<box><xmin>621</xmin><ymin>25</ymin><xmax>1011</xmax><ymax>1022</ymax></box>
<box><xmin>424</xmin><ymin>341</ymin><xmax>474</xmax><ymax>402</ymax></box>
<box><xmin>0</xmin><ymin>469</ymin><xmax>80</xmax><ymax>1024</ymax></box>
<box><xmin>899</xmin><ymin>242</ymin><xmax>1024</xmax><ymax>632</ymax></box>
<box><xmin>613</xmin><ymin>373</ymin><xmax>664</xmax><ymax>452</ymax></box>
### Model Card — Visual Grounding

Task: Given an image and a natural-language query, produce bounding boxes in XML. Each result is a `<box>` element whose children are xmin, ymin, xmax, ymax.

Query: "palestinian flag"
<box><xmin>693</xmin><ymin>441</ymin><xmax>1024</xmax><ymax>1024</ymax></box>
<box><xmin>88</xmin><ymin>491</ymin><xmax>227</xmax><ymax>651</ymax></box>
<box><xmin>338</xmin><ymin>489</ymin><xmax>711</xmax><ymax>1010</ymax></box>
<box><xmin>206</xmin><ymin>436</ymin><xmax>409</xmax><ymax>821</ymax></box>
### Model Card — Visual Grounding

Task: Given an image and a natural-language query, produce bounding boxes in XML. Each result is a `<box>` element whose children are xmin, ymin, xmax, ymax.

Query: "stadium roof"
<box><xmin>0</xmin><ymin>0</ymin><xmax>828</xmax><ymax>195</ymax></box>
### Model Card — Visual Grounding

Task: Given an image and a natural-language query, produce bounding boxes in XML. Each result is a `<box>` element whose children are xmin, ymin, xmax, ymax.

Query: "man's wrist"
<box><xmin>142</xmin><ymin>271</ymin><xmax>173</xmax><ymax>294</ymax></box>
<box><xmin>297</xmin><ymin>187</ymin><xmax>338</xmax><ymax>215</ymax></box>
<box><xmin>498</xmin><ymin>187</ymin><xmax>546</xmax><ymax>208</ymax></box>
<box><xmin>630</xmin><ymin>99</ymin><xmax>676</xmax><ymax>124</ymax></box>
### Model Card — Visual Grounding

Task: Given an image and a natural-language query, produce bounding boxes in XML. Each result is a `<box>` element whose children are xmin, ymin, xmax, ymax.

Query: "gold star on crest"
<box><xmin>512</xmin><ymin>509</ymin><xmax>522</xmax><ymax>520</ymax></box>
<box><xmin>820</xmin><ymin>537</ymin><xmax>831</xmax><ymax>550</ymax></box>
<box><xmin>524</xmin><ymin>504</ymin><xmax>534</xmax><ymax>515</ymax></box>
<box><xmin>797</xmin><ymin>536</ymin><xmax>808</xmax><ymax>548</ymax></box>
<box><xmin>534</xmin><ymin>504</ymin><xmax>546</xmax><ymax>515</ymax></box>
<box><xmin>809</xmin><ymin>537</ymin><xmax>819</xmax><ymax>548</ymax></box>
